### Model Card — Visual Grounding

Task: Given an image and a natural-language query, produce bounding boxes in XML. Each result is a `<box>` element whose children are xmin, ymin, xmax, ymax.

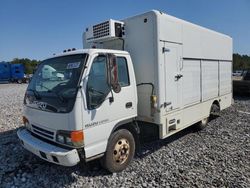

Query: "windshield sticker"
<box><xmin>67</xmin><ymin>62</ymin><xmax>80</xmax><ymax>69</ymax></box>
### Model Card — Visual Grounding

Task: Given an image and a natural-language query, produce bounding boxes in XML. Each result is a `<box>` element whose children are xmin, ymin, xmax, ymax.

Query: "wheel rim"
<box><xmin>113</xmin><ymin>138</ymin><xmax>130</xmax><ymax>164</ymax></box>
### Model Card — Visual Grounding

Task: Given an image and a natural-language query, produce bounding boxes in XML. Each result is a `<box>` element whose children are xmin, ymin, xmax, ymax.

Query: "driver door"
<box><xmin>82</xmin><ymin>53</ymin><xmax>136</xmax><ymax>158</ymax></box>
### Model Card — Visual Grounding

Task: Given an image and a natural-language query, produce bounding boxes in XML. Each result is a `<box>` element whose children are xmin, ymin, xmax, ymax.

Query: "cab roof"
<box><xmin>44</xmin><ymin>48</ymin><xmax>129</xmax><ymax>61</ymax></box>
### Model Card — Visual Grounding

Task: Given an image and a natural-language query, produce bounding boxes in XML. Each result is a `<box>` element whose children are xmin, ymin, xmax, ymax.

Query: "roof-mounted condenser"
<box><xmin>85</xmin><ymin>19</ymin><xmax>124</xmax><ymax>43</ymax></box>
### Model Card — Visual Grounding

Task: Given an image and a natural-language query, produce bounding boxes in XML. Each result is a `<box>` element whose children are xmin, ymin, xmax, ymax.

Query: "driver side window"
<box><xmin>87</xmin><ymin>55</ymin><xmax>110</xmax><ymax>109</ymax></box>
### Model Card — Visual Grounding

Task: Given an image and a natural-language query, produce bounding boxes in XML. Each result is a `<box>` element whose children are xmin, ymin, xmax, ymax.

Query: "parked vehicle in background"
<box><xmin>233</xmin><ymin>70</ymin><xmax>250</xmax><ymax>94</ymax></box>
<box><xmin>0</xmin><ymin>62</ymin><xmax>29</xmax><ymax>83</ymax></box>
<box><xmin>0</xmin><ymin>62</ymin><xmax>11</xmax><ymax>82</ymax></box>
<box><xmin>17</xmin><ymin>10</ymin><xmax>233</xmax><ymax>172</ymax></box>
<box><xmin>232</xmin><ymin>70</ymin><xmax>243</xmax><ymax>77</ymax></box>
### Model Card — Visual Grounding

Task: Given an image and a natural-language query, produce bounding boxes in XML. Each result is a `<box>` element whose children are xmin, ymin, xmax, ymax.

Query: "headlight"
<box><xmin>65</xmin><ymin>137</ymin><xmax>72</xmax><ymax>145</ymax></box>
<box><xmin>56</xmin><ymin>130</ymin><xmax>84</xmax><ymax>147</ymax></box>
<box><xmin>57</xmin><ymin>135</ymin><xmax>65</xmax><ymax>143</ymax></box>
<box><xmin>23</xmin><ymin>91</ymin><xmax>36</xmax><ymax>105</ymax></box>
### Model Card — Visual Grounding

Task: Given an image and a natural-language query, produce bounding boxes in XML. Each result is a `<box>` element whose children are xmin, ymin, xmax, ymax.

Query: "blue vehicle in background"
<box><xmin>0</xmin><ymin>62</ymin><xmax>28</xmax><ymax>83</ymax></box>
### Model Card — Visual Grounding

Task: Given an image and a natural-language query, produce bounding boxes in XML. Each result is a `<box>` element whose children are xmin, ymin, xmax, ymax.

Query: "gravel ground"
<box><xmin>0</xmin><ymin>84</ymin><xmax>249</xmax><ymax>188</ymax></box>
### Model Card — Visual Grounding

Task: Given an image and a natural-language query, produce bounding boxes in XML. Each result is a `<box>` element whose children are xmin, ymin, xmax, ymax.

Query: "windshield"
<box><xmin>25</xmin><ymin>54</ymin><xmax>87</xmax><ymax>113</ymax></box>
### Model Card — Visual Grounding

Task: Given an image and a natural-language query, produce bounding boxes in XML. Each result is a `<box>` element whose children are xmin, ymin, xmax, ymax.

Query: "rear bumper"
<box><xmin>17</xmin><ymin>128</ymin><xmax>80</xmax><ymax>166</ymax></box>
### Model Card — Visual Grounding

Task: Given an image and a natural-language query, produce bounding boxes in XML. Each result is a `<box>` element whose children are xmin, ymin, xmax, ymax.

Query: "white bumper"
<box><xmin>17</xmin><ymin>128</ymin><xmax>80</xmax><ymax>167</ymax></box>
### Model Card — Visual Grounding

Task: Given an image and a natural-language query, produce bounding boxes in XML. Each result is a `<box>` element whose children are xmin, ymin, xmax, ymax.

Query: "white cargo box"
<box><xmin>83</xmin><ymin>10</ymin><xmax>232</xmax><ymax>138</ymax></box>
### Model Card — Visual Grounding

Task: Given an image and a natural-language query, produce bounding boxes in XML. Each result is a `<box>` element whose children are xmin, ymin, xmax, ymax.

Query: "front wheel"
<box><xmin>101</xmin><ymin>129</ymin><xmax>135</xmax><ymax>173</ymax></box>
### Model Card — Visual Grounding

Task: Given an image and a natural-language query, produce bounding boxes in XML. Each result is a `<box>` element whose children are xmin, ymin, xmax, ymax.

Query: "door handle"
<box><xmin>126</xmin><ymin>102</ymin><xmax>132</xmax><ymax>108</ymax></box>
<box><xmin>175</xmin><ymin>74</ymin><xmax>183</xmax><ymax>81</ymax></box>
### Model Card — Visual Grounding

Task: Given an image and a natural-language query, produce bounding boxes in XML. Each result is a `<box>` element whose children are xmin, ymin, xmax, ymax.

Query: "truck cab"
<box><xmin>18</xmin><ymin>49</ymin><xmax>138</xmax><ymax>172</ymax></box>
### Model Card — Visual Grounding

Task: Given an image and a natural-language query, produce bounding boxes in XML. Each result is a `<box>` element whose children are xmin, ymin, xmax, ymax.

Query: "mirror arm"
<box><xmin>109</xmin><ymin>96</ymin><xmax>114</xmax><ymax>103</ymax></box>
<box><xmin>109</xmin><ymin>85</ymin><xmax>114</xmax><ymax>103</ymax></box>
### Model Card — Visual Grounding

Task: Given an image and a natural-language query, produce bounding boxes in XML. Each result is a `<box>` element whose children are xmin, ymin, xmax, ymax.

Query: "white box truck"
<box><xmin>17</xmin><ymin>10</ymin><xmax>232</xmax><ymax>172</ymax></box>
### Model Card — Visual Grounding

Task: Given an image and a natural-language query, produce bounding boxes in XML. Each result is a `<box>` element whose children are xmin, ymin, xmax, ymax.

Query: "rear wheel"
<box><xmin>210</xmin><ymin>103</ymin><xmax>220</xmax><ymax>116</ymax></box>
<box><xmin>101</xmin><ymin>129</ymin><xmax>135</xmax><ymax>173</ymax></box>
<box><xmin>194</xmin><ymin>103</ymin><xmax>220</xmax><ymax>130</ymax></box>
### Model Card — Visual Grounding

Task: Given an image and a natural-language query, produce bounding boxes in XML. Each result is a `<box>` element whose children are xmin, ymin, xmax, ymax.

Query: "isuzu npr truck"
<box><xmin>17</xmin><ymin>10</ymin><xmax>232</xmax><ymax>172</ymax></box>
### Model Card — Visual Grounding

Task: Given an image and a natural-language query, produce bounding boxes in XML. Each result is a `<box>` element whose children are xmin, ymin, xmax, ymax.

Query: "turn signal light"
<box><xmin>71</xmin><ymin>130</ymin><xmax>84</xmax><ymax>142</ymax></box>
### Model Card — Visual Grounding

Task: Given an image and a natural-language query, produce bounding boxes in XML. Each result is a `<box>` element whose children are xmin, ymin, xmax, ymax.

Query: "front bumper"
<box><xmin>17</xmin><ymin>128</ymin><xmax>80</xmax><ymax>166</ymax></box>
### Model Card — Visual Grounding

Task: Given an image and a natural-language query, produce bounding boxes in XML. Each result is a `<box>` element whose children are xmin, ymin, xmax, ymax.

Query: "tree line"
<box><xmin>4</xmin><ymin>53</ymin><xmax>250</xmax><ymax>74</ymax></box>
<box><xmin>10</xmin><ymin>58</ymin><xmax>41</xmax><ymax>74</ymax></box>
<box><xmin>233</xmin><ymin>53</ymin><xmax>250</xmax><ymax>70</ymax></box>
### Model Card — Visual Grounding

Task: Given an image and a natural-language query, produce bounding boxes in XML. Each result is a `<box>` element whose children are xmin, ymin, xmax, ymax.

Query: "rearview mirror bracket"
<box><xmin>107</xmin><ymin>54</ymin><xmax>121</xmax><ymax>93</ymax></box>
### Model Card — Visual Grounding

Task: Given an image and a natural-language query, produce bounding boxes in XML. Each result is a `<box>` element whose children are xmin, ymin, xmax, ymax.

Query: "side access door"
<box><xmin>162</xmin><ymin>42</ymin><xmax>183</xmax><ymax>112</ymax></box>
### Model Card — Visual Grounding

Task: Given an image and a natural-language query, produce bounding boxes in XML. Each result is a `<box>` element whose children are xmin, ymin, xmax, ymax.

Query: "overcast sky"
<box><xmin>0</xmin><ymin>0</ymin><xmax>249</xmax><ymax>61</ymax></box>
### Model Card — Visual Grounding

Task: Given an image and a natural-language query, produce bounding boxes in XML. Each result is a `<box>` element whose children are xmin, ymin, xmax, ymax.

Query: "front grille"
<box><xmin>32</xmin><ymin>125</ymin><xmax>54</xmax><ymax>140</ymax></box>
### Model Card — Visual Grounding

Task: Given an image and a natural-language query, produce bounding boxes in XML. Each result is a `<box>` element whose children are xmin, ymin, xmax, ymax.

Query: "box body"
<box><xmin>83</xmin><ymin>10</ymin><xmax>232</xmax><ymax>138</ymax></box>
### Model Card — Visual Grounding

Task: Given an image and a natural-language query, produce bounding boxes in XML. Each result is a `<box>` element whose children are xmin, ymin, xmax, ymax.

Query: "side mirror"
<box><xmin>108</xmin><ymin>54</ymin><xmax>121</xmax><ymax>93</ymax></box>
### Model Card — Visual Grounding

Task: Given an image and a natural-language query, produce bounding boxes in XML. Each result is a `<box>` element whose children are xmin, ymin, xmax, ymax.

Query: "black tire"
<box><xmin>17</xmin><ymin>79</ymin><xmax>22</xmax><ymax>84</ymax></box>
<box><xmin>210</xmin><ymin>103</ymin><xmax>220</xmax><ymax>116</ymax></box>
<box><xmin>194</xmin><ymin>103</ymin><xmax>220</xmax><ymax>130</ymax></box>
<box><xmin>101</xmin><ymin>129</ymin><xmax>135</xmax><ymax>173</ymax></box>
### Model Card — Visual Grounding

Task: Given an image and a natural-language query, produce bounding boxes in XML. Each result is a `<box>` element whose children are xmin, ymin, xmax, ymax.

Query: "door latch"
<box><xmin>126</xmin><ymin>102</ymin><xmax>133</xmax><ymax>108</ymax></box>
<box><xmin>162</xmin><ymin>47</ymin><xmax>170</xmax><ymax>53</ymax></box>
<box><xmin>160</xmin><ymin>102</ymin><xmax>171</xmax><ymax>108</ymax></box>
<box><xmin>175</xmin><ymin>74</ymin><xmax>183</xmax><ymax>81</ymax></box>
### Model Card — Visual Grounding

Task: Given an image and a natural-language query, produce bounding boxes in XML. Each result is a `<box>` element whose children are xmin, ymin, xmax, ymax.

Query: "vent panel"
<box><xmin>93</xmin><ymin>21</ymin><xmax>110</xmax><ymax>39</ymax></box>
<box><xmin>85</xmin><ymin>19</ymin><xmax>124</xmax><ymax>43</ymax></box>
<box><xmin>32</xmin><ymin>125</ymin><xmax>54</xmax><ymax>140</ymax></box>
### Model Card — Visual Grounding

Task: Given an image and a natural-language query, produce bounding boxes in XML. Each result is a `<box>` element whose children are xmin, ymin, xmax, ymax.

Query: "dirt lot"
<box><xmin>0</xmin><ymin>84</ymin><xmax>249</xmax><ymax>187</ymax></box>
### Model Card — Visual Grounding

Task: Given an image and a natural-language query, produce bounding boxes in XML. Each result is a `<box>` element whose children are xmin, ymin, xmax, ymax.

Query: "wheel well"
<box><xmin>212</xmin><ymin>100</ymin><xmax>220</xmax><ymax>110</ymax></box>
<box><xmin>210</xmin><ymin>100</ymin><xmax>221</xmax><ymax>117</ymax></box>
<box><xmin>111</xmin><ymin>122</ymin><xmax>140</xmax><ymax>153</ymax></box>
<box><xmin>112</xmin><ymin>122</ymin><xmax>139</xmax><ymax>137</ymax></box>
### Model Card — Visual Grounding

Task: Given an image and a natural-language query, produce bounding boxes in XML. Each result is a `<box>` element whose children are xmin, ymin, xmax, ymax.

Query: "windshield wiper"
<box><xmin>38</xmin><ymin>84</ymin><xmax>67</xmax><ymax>103</ymax></box>
<box><xmin>27</xmin><ymin>89</ymin><xmax>41</xmax><ymax>100</ymax></box>
<box><xmin>47</xmin><ymin>90</ymin><xmax>67</xmax><ymax>103</ymax></box>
